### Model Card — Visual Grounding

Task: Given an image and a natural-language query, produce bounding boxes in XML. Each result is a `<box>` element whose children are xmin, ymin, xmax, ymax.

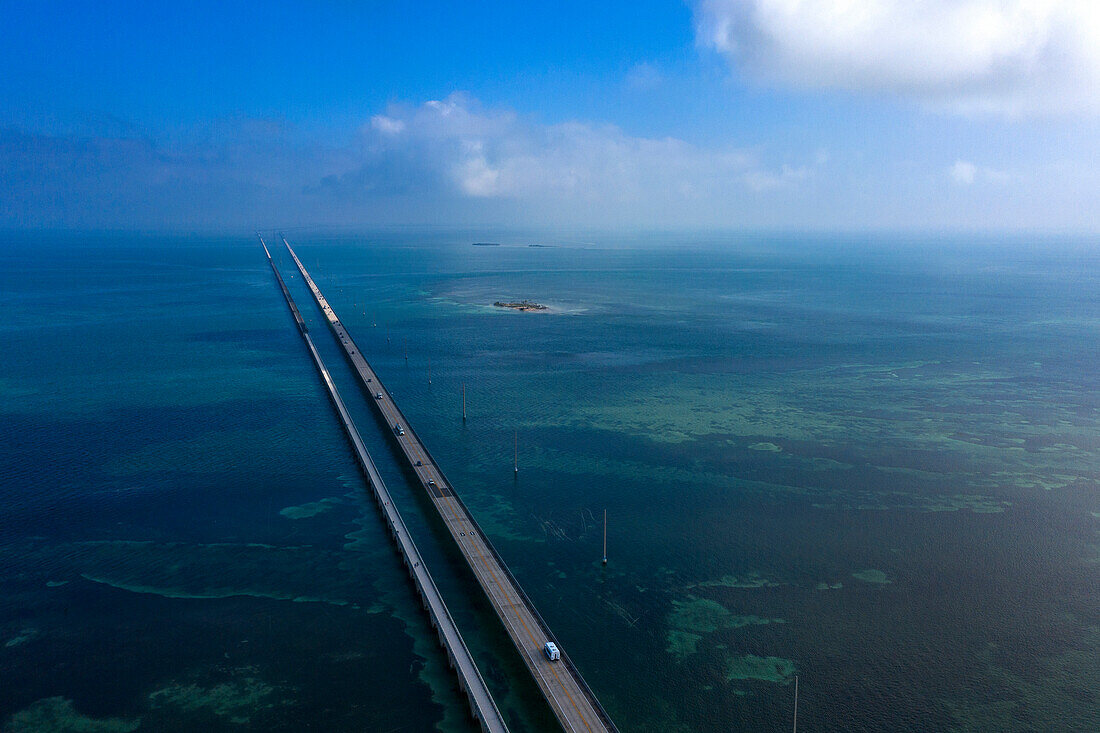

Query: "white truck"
<box><xmin>543</xmin><ymin>641</ymin><xmax>560</xmax><ymax>661</ymax></box>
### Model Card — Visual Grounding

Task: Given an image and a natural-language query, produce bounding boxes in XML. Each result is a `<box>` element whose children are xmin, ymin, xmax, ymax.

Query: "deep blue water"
<box><xmin>1</xmin><ymin>231</ymin><xmax>1098</xmax><ymax>732</ymax></box>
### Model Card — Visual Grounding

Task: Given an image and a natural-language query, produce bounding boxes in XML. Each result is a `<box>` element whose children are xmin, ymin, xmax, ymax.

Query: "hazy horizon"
<box><xmin>4</xmin><ymin>1</ymin><xmax>1100</xmax><ymax>233</ymax></box>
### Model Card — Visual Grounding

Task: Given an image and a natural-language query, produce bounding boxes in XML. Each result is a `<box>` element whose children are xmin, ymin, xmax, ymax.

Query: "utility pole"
<box><xmin>602</xmin><ymin>509</ymin><xmax>607</xmax><ymax>565</ymax></box>
<box><xmin>793</xmin><ymin>675</ymin><xmax>798</xmax><ymax>733</ymax></box>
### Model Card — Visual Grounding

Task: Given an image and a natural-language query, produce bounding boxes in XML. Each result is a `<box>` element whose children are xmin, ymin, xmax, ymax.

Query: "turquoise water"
<box><xmin>1</xmin><ymin>232</ymin><xmax>1098</xmax><ymax>731</ymax></box>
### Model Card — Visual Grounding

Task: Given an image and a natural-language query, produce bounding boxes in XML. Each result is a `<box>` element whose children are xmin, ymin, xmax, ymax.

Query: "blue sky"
<box><xmin>3</xmin><ymin>1</ymin><xmax>1099</xmax><ymax>232</ymax></box>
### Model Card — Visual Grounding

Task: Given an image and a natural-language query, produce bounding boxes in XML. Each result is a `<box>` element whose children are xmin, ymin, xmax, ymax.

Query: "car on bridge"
<box><xmin>543</xmin><ymin>642</ymin><xmax>560</xmax><ymax>661</ymax></box>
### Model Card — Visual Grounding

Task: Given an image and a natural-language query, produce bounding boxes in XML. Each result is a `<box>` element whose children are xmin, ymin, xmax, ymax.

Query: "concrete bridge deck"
<box><xmin>262</xmin><ymin>238</ymin><xmax>509</xmax><ymax>733</ymax></box>
<box><xmin>284</xmin><ymin>238</ymin><xmax>617</xmax><ymax>733</ymax></box>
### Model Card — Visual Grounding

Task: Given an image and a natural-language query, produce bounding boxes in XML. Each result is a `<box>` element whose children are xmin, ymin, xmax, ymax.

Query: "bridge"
<box><xmin>261</xmin><ymin>238</ymin><xmax>509</xmax><ymax>733</ymax></box>
<box><xmin>283</xmin><ymin>238</ymin><xmax>618</xmax><ymax>733</ymax></box>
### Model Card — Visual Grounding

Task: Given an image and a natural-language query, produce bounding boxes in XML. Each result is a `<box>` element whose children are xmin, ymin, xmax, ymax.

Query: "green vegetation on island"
<box><xmin>494</xmin><ymin>300</ymin><xmax>548</xmax><ymax>311</ymax></box>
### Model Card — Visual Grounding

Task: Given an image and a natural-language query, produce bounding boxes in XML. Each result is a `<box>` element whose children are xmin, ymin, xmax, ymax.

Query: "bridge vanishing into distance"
<box><xmin>280</xmin><ymin>237</ymin><xmax>618</xmax><ymax>733</ymax></box>
<box><xmin>261</xmin><ymin>237</ymin><xmax>509</xmax><ymax>733</ymax></box>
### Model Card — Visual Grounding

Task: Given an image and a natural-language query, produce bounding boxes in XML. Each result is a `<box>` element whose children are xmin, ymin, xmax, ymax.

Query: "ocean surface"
<box><xmin>1</xmin><ymin>231</ymin><xmax>1098</xmax><ymax>732</ymax></box>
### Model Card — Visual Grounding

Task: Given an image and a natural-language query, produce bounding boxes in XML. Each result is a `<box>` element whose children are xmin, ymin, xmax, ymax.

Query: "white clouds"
<box><xmin>346</xmin><ymin>94</ymin><xmax>815</xmax><ymax>218</ymax></box>
<box><xmin>949</xmin><ymin>159</ymin><xmax>1012</xmax><ymax>185</ymax></box>
<box><xmin>4</xmin><ymin>105</ymin><xmax>1094</xmax><ymax>231</ymax></box>
<box><xmin>951</xmin><ymin>160</ymin><xmax>978</xmax><ymax>185</ymax></box>
<box><xmin>745</xmin><ymin>163</ymin><xmax>812</xmax><ymax>191</ymax></box>
<box><xmin>14</xmin><ymin>91</ymin><xmax>1094</xmax><ymax>231</ymax></box>
<box><xmin>454</xmin><ymin>141</ymin><xmax>501</xmax><ymax>196</ymax></box>
<box><xmin>370</xmin><ymin>115</ymin><xmax>405</xmax><ymax>135</ymax></box>
<box><xmin>1</xmin><ymin>94</ymin><xmax>836</xmax><ymax>229</ymax></box>
<box><xmin>695</xmin><ymin>0</ymin><xmax>1100</xmax><ymax>114</ymax></box>
<box><xmin>626</xmin><ymin>62</ymin><xmax>664</xmax><ymax>90</ymax></box>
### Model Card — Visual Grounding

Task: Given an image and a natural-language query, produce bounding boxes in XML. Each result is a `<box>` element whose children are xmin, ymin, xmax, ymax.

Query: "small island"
<box><xmin>494</xmin><ymin>299</ymin><xmax>548</xmax><ymax>311</ymax></box>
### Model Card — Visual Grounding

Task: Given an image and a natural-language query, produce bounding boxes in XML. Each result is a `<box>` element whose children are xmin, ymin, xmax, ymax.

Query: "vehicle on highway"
<box><xmin>543</xmin><ymin>642</ymin><xmax>560</xmax><ymax>661</ymax></box>
<box><xmin>393</xmin><ymin>423</ymin><xmax>405</xmax><ymax>436</ymax></box>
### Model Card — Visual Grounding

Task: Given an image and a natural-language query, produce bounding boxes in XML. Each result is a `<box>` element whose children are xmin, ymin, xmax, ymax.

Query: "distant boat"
<box><xmin>472</xmin><ymin>242</ymin><xmax>502</xmax><ymax>246</ymax></box>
